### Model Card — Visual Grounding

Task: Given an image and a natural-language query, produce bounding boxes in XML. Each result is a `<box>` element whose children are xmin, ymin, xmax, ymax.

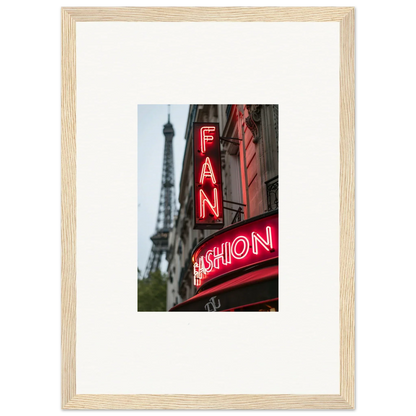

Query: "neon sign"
<box><xmin>192</xmin><ymin>211</ymin><xmax>278</xmax><ymax>288</ymax></box>
<box><xmin>193</xmin><ymin>122</ymin><xmax>224</xmax><ymax>229</ymax></box>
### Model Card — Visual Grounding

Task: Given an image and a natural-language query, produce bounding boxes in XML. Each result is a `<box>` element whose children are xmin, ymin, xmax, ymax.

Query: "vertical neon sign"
<box><xmin>193</xmin><ymin>122</ymin><xmax>224</xmax><ymax>229</ymax></box>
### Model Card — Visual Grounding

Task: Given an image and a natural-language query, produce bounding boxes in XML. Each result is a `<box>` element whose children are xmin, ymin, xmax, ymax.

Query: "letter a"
<box><xmin>199</xmin><ymin>157</ymin><xmax>217</xmax><ymax>184</ymax></box>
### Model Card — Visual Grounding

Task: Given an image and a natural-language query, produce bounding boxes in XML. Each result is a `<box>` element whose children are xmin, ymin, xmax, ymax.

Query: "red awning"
<box><xmin>170</xmin><ymin>265</ymin><xmax>278</xmax><ymax>312</ymax></box>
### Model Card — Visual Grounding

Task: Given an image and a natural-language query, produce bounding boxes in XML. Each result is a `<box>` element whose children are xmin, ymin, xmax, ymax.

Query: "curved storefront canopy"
<box><xmin>170</xmin><ymin>265</ymin><xmax>278</xmax><ymax>312</ymax></box>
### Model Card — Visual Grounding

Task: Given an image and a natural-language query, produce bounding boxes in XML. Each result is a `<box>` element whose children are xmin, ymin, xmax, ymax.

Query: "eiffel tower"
<box><xmin>144</xmin><ymin>106</ymin><xmax>176</xmax><ymax>277</ymax></box>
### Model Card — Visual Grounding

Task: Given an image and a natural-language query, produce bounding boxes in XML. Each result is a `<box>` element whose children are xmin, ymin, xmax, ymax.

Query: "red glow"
<box><xmin>192</xmin><ymin>212</ymin><xmax>278</xmax><ymax>287</ymax></box>
<box><xmin>200</xmin><ymin>126</ymin><xmax>215</xmax><ymax>153</ymax></box>
<box><xmin>199</xmin><ymin>188</ymin><xmax>219</xmax><ymax>219</ymax></box>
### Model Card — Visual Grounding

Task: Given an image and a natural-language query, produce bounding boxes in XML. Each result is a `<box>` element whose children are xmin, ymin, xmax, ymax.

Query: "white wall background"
<box><xmin>76</xmin><ymin>20</ymin><xmax>340</xmax><ymax>395</ymax></box>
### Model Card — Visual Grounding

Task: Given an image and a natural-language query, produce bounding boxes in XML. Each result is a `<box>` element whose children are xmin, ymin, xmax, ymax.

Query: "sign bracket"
<box><xmin>223</xmin><ymin>206</ymin><xmax>243</xmax><ymax>213</ymax></box>
<box><xmin>220</xmin><ymin>137</ymin><xmax>242</xmax><ymax>145</ymax></box>
<box><xmin>223</xmin><ymin>199</ymin><xmax>246</xmax><ymax>207</ymax></box>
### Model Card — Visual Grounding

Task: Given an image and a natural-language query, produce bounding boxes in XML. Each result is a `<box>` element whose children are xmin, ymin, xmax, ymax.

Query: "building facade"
<box><xmin>166</xmin><ymin>104</ymin><xmax>279</xmax><ymax>311</ymax></box>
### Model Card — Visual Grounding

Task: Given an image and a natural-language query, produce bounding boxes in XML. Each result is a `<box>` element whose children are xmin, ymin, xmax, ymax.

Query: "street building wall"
<box><xmin>166</xmin><ymin>104</ymin><xmax>278</xmax><ymax>310</ymax></box>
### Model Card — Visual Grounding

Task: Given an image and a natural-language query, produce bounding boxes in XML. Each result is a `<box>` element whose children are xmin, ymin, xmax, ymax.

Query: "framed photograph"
<box><xmin>62</xmin><ymin>7</ymin><xmax>355</xmax><ymax>409</ymax></box>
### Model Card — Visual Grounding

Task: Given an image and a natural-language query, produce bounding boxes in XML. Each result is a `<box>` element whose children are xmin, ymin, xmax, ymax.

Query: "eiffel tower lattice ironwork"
<box><xmin>144</xmin><ymin>108</ymin><xmax>177</xmax><ymax>278</ymax></box>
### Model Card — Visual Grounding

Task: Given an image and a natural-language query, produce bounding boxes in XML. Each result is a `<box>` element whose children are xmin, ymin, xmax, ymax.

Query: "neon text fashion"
<box><xmin>193</xmin><ymin>226</ymin><xmax>274</xmax><ymax>286</ymax></box>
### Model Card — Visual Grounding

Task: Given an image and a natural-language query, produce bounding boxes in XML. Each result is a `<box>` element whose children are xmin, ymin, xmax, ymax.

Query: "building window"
<box><xmin>224</xmin><ymin>153</ymin><xmax>244</xmax><ymax>225</ymax></box>
<box><xmin>226</xmin><ymin>104</ymin><xmax>232</xmax><ymax>119</ymax></box>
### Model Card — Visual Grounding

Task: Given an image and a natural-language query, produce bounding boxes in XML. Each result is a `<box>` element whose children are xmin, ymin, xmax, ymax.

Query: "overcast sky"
<box><xmin>137</xmin><ymin>105</ymin><xmax>189</xmax><ymax>274</ymax></box>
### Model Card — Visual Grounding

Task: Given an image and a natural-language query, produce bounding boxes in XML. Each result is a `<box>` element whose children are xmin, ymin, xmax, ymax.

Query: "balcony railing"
<box><xmin>265</xmin><ymin>175</ymin><xmax>278</xmax><ymax>211</ymax></box>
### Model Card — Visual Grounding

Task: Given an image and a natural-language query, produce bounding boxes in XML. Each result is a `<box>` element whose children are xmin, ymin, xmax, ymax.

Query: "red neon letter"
<box><xmin>212</xmin><ymin>245</ymin><xmax>223</xmax><ymax>269</ymax></box>
<box><xmin>224</xmin><ymin>242</ymin><xmax>232</xmax><ymax>265</ymax></box>
<box><xmin>251</xmin><ymin>226</ymin><xmax>273</xmax><ymax>254</ymax></box>
<box><xmin>205</xmin><ymin>250</ymin><xmax>214</xmax><ymax>272</ymax></box>
<box><xmin>200</xmin><ymin>126</ymin><xmax>215</xmax><ymax>153</ymax></box>
<box><xmin>212</xmin><ymin>242</ymin><xmax>231</xmax><ymax>269</ymax></box>
<box><xmin>198</xmin><ymin>257</ymin><xmax>207</xmax><ymax>280</ymax></box>
<box><xmin>199</xmin><ymin>157</ymin><xmax>217</xmax><ymax>185</ymax></box>
<box><xmin>193</xmin><ymin>257</ymin><xmax>207</xmax><ymax>286</ymax></box>
<box><xmin>193</xmin><ymin>262</ymin><xmax>200</xmax><ymax>286</ymax></box>
<box><xmin>231</xmin><ymin>236</ymin><xmax>250</xmax><ymax>259</ymax></box>
<box><xmin>199</xmin><ymin>188</ymin><xmax>219</xmax><ymax>218</ymax></box>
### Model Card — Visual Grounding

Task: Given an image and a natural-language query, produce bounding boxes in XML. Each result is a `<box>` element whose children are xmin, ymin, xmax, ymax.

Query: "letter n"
<box><xmin>199</xmin><ymin>188</ymin><xmax>219</xmax><ymax>218</ymax></box>
<box><xmin>252</xmin><ymin>226</ymin><xmax>273</xmax><ymax>254</ymax></box>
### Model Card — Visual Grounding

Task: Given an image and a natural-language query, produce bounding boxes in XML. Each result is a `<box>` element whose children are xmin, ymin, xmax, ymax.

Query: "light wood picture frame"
<box><xmin>62</xmin><ymin>7</ymin><xmax>355</xmax><ymax>410</ymax></box>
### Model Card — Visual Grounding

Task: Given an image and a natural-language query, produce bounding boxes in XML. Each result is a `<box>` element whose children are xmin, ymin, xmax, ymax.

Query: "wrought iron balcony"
<box><xmin>265</xmin><ymin>175</ymin><xmax>278</xmax><ymax>211</ymax></box>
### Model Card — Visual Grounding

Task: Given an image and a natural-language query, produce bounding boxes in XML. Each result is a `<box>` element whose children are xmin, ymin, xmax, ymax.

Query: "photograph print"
<box><xmin>138</xmin><ymin>105</ymin><xmax>278</xmax><ymax>312</ymax></box>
